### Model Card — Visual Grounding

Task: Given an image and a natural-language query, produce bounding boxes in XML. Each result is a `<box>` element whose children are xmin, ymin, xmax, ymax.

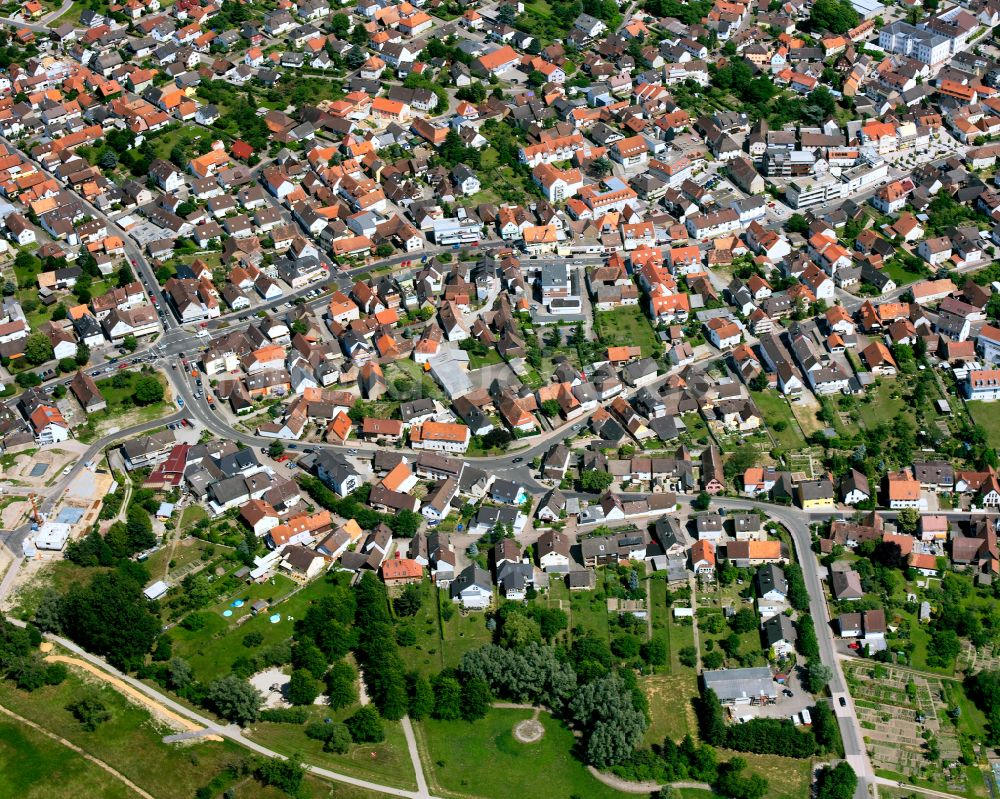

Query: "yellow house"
<box><xmin>798</xmin><ymin>478</ymin><xmax>835</xmax><ymax>509</ymax></box>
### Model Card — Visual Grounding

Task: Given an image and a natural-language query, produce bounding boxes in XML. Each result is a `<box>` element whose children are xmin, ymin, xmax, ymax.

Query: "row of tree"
<box><xmin>696</xmin><ymin>687</ymin><xmax>836</xmax><ymax>758</ymax></box>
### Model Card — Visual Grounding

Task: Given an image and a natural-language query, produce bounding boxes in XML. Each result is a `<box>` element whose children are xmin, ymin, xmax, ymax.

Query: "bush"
<box><xmin>345</xmin><ymin>705</ymin><xmax>385</xmax><ymax>743</ymax></box>
<box><xmin>306</xmin><ymin>721</ymin><xmax>352</xmax><ymax>753</ymax></box>
<box><xmin>259</xmin><ymin>707</ymin><xmax>309</xmax><ymax>724</ymax></box>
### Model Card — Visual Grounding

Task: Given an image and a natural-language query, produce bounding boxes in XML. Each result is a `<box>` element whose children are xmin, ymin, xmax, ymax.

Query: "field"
<box><xmin>857</xmin><ymin>381</ymin><xmax>908</xmax><ymax>428</ymax></box>
<box><xmin>716</xmin><ymin>750</ymin><xmax>813</xmax><ymax>799</ymax></box>
<box><xmin>968</xmin><ymin>401</ymin><xmax>1000</xmax><ymax>448</ymax></box>
<box><xmin>0</xmin><ymin>670</ymin><xmax>278</xmax><ymax>799</ymax></box>
<box><xmin>593</xmin><ymin>306</ymin><xmax>661</xmax><ymax>357</ymax></box>
<box><xmin>0</xmin><ymin>716</ymin><xmax>136</xmax><ymax>799</ymax></box>
<box><xmin>246</xmin><ymin>705</ymin><xmax>416</xmax><ymax>791</ymax></box>
<box><xmin>417</xmin><ymin>708</ymin><xmax>633</xmax><ymax>799</ymax></box>
<box><xmin>750</xmin><ymin>390</ymin><xmax>806</xmax><ymax>449</ymax></box>
<box><xmin>169</xmin><ymin>572</ymin><xmax>311</xmax><ymax>682</ymax></box>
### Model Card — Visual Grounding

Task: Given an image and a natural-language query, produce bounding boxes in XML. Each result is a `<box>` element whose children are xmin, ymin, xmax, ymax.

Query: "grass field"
<box><xmin>750</xmin><ymin>390</ymin><xmax>806</xmax><ymax>449</ymax></box>
<box><xmin>594</xmin><ymin>306</ymin><xmax>661</xmax><ymax>357</ymax></box>
<box><xmin>968</xmin><ymin>401</ymin><xmax>1000</xmax><ymax>448</ymax></box>
<box><xmin>418</xmin><ymin>708</ymin><xmax>633</xmax><ymax>799</ymax></box>
<box><xmin>717</xmin><ymin>750</ymin><xmax>814</xmax><ymax>799</ymax></box>
<box><xmin>858</xmin><ymin>382</ymin><xmax>907</xmax><ymax>428</ymax></box>
<box><xmin>883</xmin><ymin>259</ymin><xmax>928</xmax><ymax>287</ymax></box>
<box><xmin>643</xmin><ymin>674</ymin><xmax>698</xmax><ymax>744</ymax></box>
<box><xmin>246</xmin><ymin>705</ymin><xmax>416</xmax><ymax>791</ymax></box>
<box><xmin>169</xmin><ymin>572</ymin><xmax>312</xmax><ymax>682</ymax></box>
<box><xmin>0</xmin><ymin>661</ymin><xmax>389</xmax><ymax>799</ymax></box>
<box><xmin>396</xmin><ymin>581</ymin><xmax>447</xmax><ymax>677</ymax></box>
<box><xmin>0</xmin><ymin>717</ymin><xmax>136</xmax><ymax>799</ymax></box>
<box><xmin>0</xmin><ymin>672</ymin><xmax>249</xmax><ymax>799</ymax></box>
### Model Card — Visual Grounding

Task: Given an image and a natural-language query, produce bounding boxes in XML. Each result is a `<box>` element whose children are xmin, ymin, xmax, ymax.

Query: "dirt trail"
<box><xmin>0</xmin><ymin>702</ymin><xmax>154</xmax><ymax>799</ymax></box>
<box><xmin>44</xmin><ymin>653</ymin><xmax>221</xmax><ymax>739</ymax></box>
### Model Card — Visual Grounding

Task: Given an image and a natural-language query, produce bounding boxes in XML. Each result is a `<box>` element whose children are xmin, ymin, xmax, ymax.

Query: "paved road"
<box><xmin>711</xmin><ymin>496</ymin><xmax>873</xmax><ymax>799</ymax></box>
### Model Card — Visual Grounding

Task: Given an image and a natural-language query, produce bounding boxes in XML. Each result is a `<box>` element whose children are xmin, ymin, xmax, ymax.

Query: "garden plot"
<box><xmin>959</xmin><ymin>642</ymin><xmax>1000</xmax><ymax>674</ymax></box>
<box><xmin>845</xmin><ymin>662</ymin><xmax>967</xmax><ymax>792</ymax></box>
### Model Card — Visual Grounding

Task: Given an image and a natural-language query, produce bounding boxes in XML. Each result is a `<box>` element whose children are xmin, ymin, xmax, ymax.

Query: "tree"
<box><xmin>408</xmin><ymin>673</ymin><xmax>434</xmax><ymax>720</ymax></box>
<box><xmin>206</xmin><ymin>675</ymin><xmax>262</xmax><ymax>725</ymax></box>
<box><xmin>570</xmin><ymin>674</ymin><xmax>647</xmax><ymax>767</ymax></box>
<box><xmin>581</xmin><ymin>469</ymin><xmax>614</xmax><ymax>493</ymax></box>
<box><xmin>125</xmin><ymin>505</ymin><xmax>156</xmax><ymax>553</ymax></box>
<box><xmin>326</xmin><ymin>661</ymin><xmax>358</xmax><ymax>710</ymax></box>
<box><xmin>61</xmin><ymin>571</ymin><xmax>160</xmax><ymax>670</ymax></box>
<box><xmin>268</xmin><ymin>440</ymin><xmax>285</xmax><ymax>458</ymax></box>
<box><xmin>33</xmin><ymin>590</ymin><xmax>63</xmax><ymax>633</ymax></box>
<box><xmin>804</xmin><ymin>661</ymin><xmax>833</xmax><ymax>694</ymax></box>
<box><xmin>122</xmin><ymin>334</ymin><xmax>138</xmax><ymax>353</ymax></box>
<box><xmin>432</xmin><ymin>674</ymin><xmax>464</xmax><ymax>720</ymax></box>
<box><xmin>693</xmin><ymin>491</ymin><xmax>712</xmax><ymax>511</ymax></box>
<box><xmin>896</xmin><ymin>507</ymin><xmax>920</xmax><ymax>535</ymax></box>
<box><xmin>134</xmin><ymin>376</ymin><xmax>164</xmax><ymax>405</ymax></box>
<box><xmin>167</xmin><ymin>657</ymin><xmax>193</xmax><ymax>691</ymax></box>
<box><xmin>257</xmin><ymin>760</ymin><xmax>305</xmax><ymax>796</ymax></box>
<box><xmin>15</xmin><ymin>371</ymin><xmax>41</xmax><ymax>388</ymax></box>
<box><xmin>815</xmin><ymin>762</ymin><xmax>856</xmax><ymax>799</ymax></box>
<box><xmin>786</xmin><ymin>214</ymin><xmax>810</xmax><ymax>235</ymax></box>
<box><xmin>393</xmin><ymin>583</ymin><xmax>423</xmax><ymax>617</ymax></box>
<box><xmin>387</xmin><ymin>509</ymin><xmax>422</xmax><ymax>537</ymax></box>
<box><xmin>541</xmin><ymin>398</ymin><xmax>561</xmax><ymax>418</ymax></box>
<box><xmin>287</xmin><ymin>668</ymin><xmax>321</xmax><ymax>705</ymax></box>
<box><xmin>75</xmin><ymin>343</ymin><xmax>90</xmax><ymax>366</ymax></box>
<box><xmin>927</xmin><ymin>627</ymin><xmax>961</xmax><ymax>668</ymax></box>
<box><xmin>462</xmin><ymin>676</ymin><xmax>492</xmax><ymax>721</ymax></box>
<box><xmin>345</xmin><ymin>705</ymin><xmax>385</xmax><ymax>743</ymax></box>
<box><xmin>696</xmin><ymin>687</ymin><xmax>727</xmax><ymax>746</ymax></box>
<box><xmin>330</xmin><ymin>12</ymin><xmax>350</xmax><ymax>36</ymax></box>
<box><xmin>591</xmin><ymin>157</ymin><xmax>612</xmax><ymax>177</ymax></box>
<box><xmin>306</xmin><ymin>720</ymin><xmax>352</xmax><ymax>753</ymax></box>
<box><xmin>809</xmin><ymin>0</ymin><xmax>859</xmax><ymax>33</ymax></box>
<box><xmin>679</xmin><ymin>646</ymin><xmax>698</xmax><ymax>668</ymax></box>
<box><xmin>729</xmin><ymin>608</ymin><xmax>758</xmax><ymax>634</ymax></box>
<box><xmin>66</xmin><ymin>695</ymin><xmax>112</xmax><ymax>731</ymax></box>
<box><xmin>500</xmin><ymin>613</ymin><xmax>542</xmax><ymax>649</ymax></box>
<box><xmin>24</xmin><ymin>333</ymin><xmax>53</xmax><ymax>365</ymax></box>
<box><xmin>715</xmin><ymin>757</ymin><xmax>768</xmax><ymax>799</ymax></box>
<box><xmin>641</xmin><ymin>637</ymin><xmax>667</xmax><ymax>666</ymax></box>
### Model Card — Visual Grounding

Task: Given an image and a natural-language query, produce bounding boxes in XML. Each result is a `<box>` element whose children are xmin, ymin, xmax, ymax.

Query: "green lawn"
<box><xmin>95</xmin><ymin>371</ymin><xmax>167</xmax><ymax>411</ymax></box>
<box><xmin>169</xmin><ymin>572</ymin><xmax>310</xmax><ymax>682</ymax></box>
<box><xmin>750</xmin><ymin>390</ymin><xmax>806</xmax><ymax>449</ymax></box>
<box><xmin>969</xmin><ymin>401</ymin><xmax>1000</xmax><ymax>448</ymax></box>
<box><xmin>246</xmin><ymin>705</ymin><xmax>416</xmax><ymax>791</ymax></box>
<box><xmin>883</xmin><ymin>259</ymin><xmax>927</xmax><ymax>287</ymax></box>
<box><xmin>0</xmin><ymin>674</ymin><xmax>265</xmax><ymax>799</ymax></box>
<box><xmin>179</xmin><ymin>505</ymin><xmax>208</xmax><ymax>530</ymax></box>
<box><xmin>552</xmin><ymin>579</ymin><xmax>613</xmax><ymax>643</ymax></box>
<box><xmin>440</xmin><ymin>606</ymin><xmax>493</xmax><ymax>670</ymax></box>
<box><xmin>469</xmin><ymin>349</ymin><xmax>502</xmax><ymax>369</ymax></box>
<box><xmin>396</xmin><ymin>581</ymin><xmax>447</xmax><ymax>677</ymax></box>
<box><xmin>0</xmin><ymin>717</ymin><xmax>136</xmax><ymax>799</ymax></box>
<box><xmin>594</xmin><ymin>306</ymin><xmax>661</xmax><ymax>358</ymax></box>
<box><xmin>858</xmin><ymin>381</ymin><xmax>907</xmax><ymax>428</ymax></box>
<box><xmin>418</xmin><ymin>709</ymin><xmax>634</xmax><ymax>799</ymax></box>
